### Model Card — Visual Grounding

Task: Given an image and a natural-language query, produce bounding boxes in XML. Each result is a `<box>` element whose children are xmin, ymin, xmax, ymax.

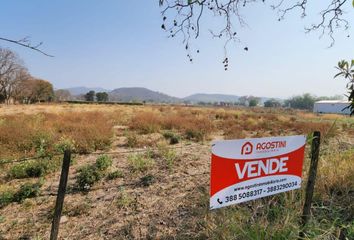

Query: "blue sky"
<box><xmin>0</xmin><ymin>0</ymin><xmax>353</xmax><ymax>98</ymax></box>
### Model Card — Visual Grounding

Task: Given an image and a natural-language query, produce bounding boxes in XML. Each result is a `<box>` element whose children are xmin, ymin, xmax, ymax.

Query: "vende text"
<box><xmin>235</xmin><ymin>157</ymin><xmax>289</xmax><ymax>179</ymax></box>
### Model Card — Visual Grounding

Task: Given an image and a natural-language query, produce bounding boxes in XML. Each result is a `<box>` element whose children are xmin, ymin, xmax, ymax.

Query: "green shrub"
<box><xmin>115</xmin><ymin>189</ymin><xmax>134</xmax><ymax>209</ymax></box>
<box><xmin>163</xmin><ymin>131</ymin><xmax>174</xmax><ymax>139</ymax></box>
<box><xmin>95</xmin><ymin>155</ymin><xmax>112</xmax><ymax>171</ymax></box>
<box><xmin>0</xmin><ymin>190</ymin><xmax>14</xmax><ymax>208</ymax></box>
<box><xmin>8</xmin><ymin>164</ymin><xmax>31</xmax><ymax>179</ymax></box>
<box><xmin>140</xmin><ymin>174</ymin><xmax>155</xmax><ymax>187</ymax></box>
<box><xmin>127</xmin><ymin>153</ymin><xmax>155</xmax><ymax>173</ymax></box>
<box><xmin>76</xmin><ymin>165</ymin><xmax>103</xmax><ymax>191</ymax></box>
<box><xmin>185</xmin><ymin>129</ymin><xmax>204</xmax><ymax>142</ymax></box>
<box><xmin>24</xmin><ymin>162</ymin><xmax>47</xmax><ymax>178</ymax></box>
<box><xmin>54</xmin><ymin>136</ymin><xmax>76</xmax><ymax>153</ymax></box>
<box><xmin>125</xmin><ymin>132</ymin><xmax>138</xmax><ymax>148</ymax></box>
<box><xmin>32</xmin><ymin>131</ymin><xmax>54</xmax><ymax>157</ymax></box>
<box><xmin>13</xmin><ymin>182</ymin><xmax>42</xmax><ymax>203</ymax></box>
<box><xmin>107</xmin><ymin>170</ymin><xmax>124</xmax><ymax>180</ymax></box>
<box><xmin>164</xmin><ymin>150</ymin><xmax>177</xmax><ymax>170</ymax></box>
<box><xmin>158</xmin><ymin>144</ymin><xmax>178</xmax><ymax>170</ymax></box>
<box><xmin>169</xmin><ymin>135</ymin><xmax>180</xmax><ymax>145</ymax></box>
<box><xmin>76</xmin><ymin>155</ymin><xmax>112</xmax><ymax>191</ymax></box>
<box><xmin>163</xmin><ymin>131</ymin><xmax>180</xmax><ymax>145</ymax></box>
<box><xmin>8</xmin><ymin>158</ymin><xmax>62</xmax><ymax>179</ymax></box>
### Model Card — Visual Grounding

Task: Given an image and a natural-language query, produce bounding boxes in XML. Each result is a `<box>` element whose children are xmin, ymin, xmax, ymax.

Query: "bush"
<box><xmin>115</xmin><ymin>189</ymin><xmax>134</xmax><ymax>209</ymax></box>
<box><xmin>125</xmin><ymin>131</ymin><xmax>138</xmax><ymax>148</ymax></box>
<box><xmin>107</xmin><ymin>170</ymin><xmax>124</xmax><ymax>180</ymax></box>
<box><xmin>24</xmin><ymin>162</ymin><xmax>47</xmax><ymax>178</ymax></box>
<box><xmin>0</xmin><ymin>182</ymin><xmax>41</xmax><ymax>208</ymax></box>
<box><xmin>163</xmin><ymin>131</ymin><xmax>180</xmax><ymax>145</ymax></box>
<box><xmin>76</xmin><ymin>165</ymin><xmax>103</xmax><ymax>191</ymax></box>
<box><xmin>0</xmin><ymin>190</ymin><xmax>14</xmax><ymax>208</ymax></box>
<box><xmin>158</xmin><ymin>144</ymin><xmax>178</xmax><ymax>170</ymax></box>
<box><xmin>76</xmin><ymin>155</ymin><xmax>112</xmax><ymax>191</ymax></box>
<box><xmin>95</xmin><ymin>155</ymin><xmax>112</xmax><ymax>171</ymax></box>
<box><xmin>169</xmin><ymin>135</ymin><xmax>180</xmax><ymax>144</ymax></box>
<box><xmin>185</xmin><ymin>129</ymin><xmax>204</xmax><ymax>142</ymax></box>
<box><xmin>127</xmin><ymin>153</ymin><xmax>155</xmax><ymax>173</ymax></box>
<box><xmin>54</xmin><ymin>136</ymin><xmax>76</xmax><ymax>153</ymax></box>
<box><xmin>8</xmin><ymin>158</ymin><xmax>61</xmax><ymax>179</ymax></box>
<box><xmin>129</xmin><ymin>111</ymin><xmax>161</xmax><ymax>134</ymax></box>
<box><xmin>140</xmin><ymin>174</ymin><xmax>155</xmax><ymax>187</ymax></box>
<box><xmin>13</xmin><ymin>182</ymin><xmax>42</xmax><ymax>203</ymax></box>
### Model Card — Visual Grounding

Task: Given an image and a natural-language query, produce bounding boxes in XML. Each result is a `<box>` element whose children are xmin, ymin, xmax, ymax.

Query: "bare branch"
<box><xmin>159</xmin><ymin>0</ymin><xmax>351</xmax><ymax>63</ymax></box>
<box><xmin>273</xmin><ymin>0</ymin><xmax>349</xmax><ymax>47</ymax></box>
<box><xmin>0</xmin><ymin>37</ymin><xmax>54</xmax><ymax>57</ymax></box>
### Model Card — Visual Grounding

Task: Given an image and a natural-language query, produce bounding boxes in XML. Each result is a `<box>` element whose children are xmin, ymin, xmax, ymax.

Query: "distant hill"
<box><xmin>63</xmin><ymin>86</ymin><xmax>281</xmax><ymax>105</ymax></box>
<box><xmin>109</xmin><ymin>87</ymin><xmax>180</xmax><ymax>103</ymax></box>
<box><xmin>65</xmin><ymin>87</ymin><xmax>110</xmax><ymax>96</ymax></box>
<box><xmin>183</xmin><ymin>93</ymin><xmax>240</xmax><ymax>103</ymax></box>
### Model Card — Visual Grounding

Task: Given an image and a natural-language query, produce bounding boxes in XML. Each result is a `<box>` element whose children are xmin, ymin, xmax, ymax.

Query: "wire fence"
<box><xmin>0</xmin><ymin>143</ymin><xmax>209</xmax><ymax>165</ymax></box>
<box><xmin>0</xmin><ymin>142</ymin><xmax>212</xmax><ymax>239</ymax></box>
<box><xmin>1</xmin><ymin>143</ymin><xmax>211</xmax><ymax>197</ymax></box>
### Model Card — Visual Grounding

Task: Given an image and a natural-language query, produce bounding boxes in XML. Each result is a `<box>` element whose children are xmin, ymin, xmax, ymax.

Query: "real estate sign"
<box><xmin>210</xmin><ymin>135</ymin><xmax>306</xmax><ymax>210</ymax></box>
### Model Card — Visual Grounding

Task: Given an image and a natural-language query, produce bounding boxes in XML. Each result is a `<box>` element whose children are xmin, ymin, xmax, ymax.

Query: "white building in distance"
<box><xmin>313</xmin><ymin>100</ymin><xmax>351</xmax><ymax>115</ymax></box>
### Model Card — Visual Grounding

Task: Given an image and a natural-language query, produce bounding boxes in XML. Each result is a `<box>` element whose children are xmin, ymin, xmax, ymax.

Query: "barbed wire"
<box><xmin>0</xmin><ymin>154</ymin><xmax>62</xmax><ymax>165</ymax></box>
<box><xmin>39</xmin><ymin>171</ymin><xmax>209</xmax><ymax>197</ymax></box>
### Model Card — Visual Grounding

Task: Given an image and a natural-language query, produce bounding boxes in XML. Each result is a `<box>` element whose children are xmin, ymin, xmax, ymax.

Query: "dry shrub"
<box><xmin>0</xmin><ymin>114</ymin><xmax>54</xmax><ymax>159</ymax></box>
<box><xmin>213</xmin><ymin>109</ymin><xmax>231</xmax><ymax>120</ymax></box>
<box><xmin>161</xmin><ymin>113</ymin><xmax>187</xmax><ymax>130</ymax></box>
<box><xmin>0</xmin><ymin>111</ymin><xmax>114</xmax><ymax>158</ymax></box>
<box><xmin>159</xmin><ymin>111</ymin><xmax>214</xmax><ymax>141</ymax></box>
<box><xmin>49</xmin><ymin>112</ymin><xmax>114</xmax><ymax>153</ymax></box>
<box><xmin>182</xmin><ymin>116</ymin><xmax>214</xmax><ymax>141</ymax></box>
<box><xmin>129</xmin><ymin>111</ymin><xmax>162</xmax><ymax>134</ymax></box>
<box><xmin>317</xmin><ymin>149</ymin><xmax>354</xmax><ymax>197</ymax></box>
<box><xmin>224</xmin><ymin>127</ymin><xmax>247</xmax><ymax>139</ymax></box>
<box><xmin>292</xmin><ymin>121</ymin><xmax>332</xmax><ymax>136</ymax></box>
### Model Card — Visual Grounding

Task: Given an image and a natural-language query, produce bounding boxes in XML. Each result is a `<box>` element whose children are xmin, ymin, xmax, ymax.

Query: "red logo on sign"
<box><xmin>241</xmin><ymin>142</ymin><xmax>253</xmax><ymax>155</ymax></box>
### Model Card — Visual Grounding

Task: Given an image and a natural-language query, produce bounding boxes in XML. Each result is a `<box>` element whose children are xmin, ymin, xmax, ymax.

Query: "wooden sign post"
<box><xmin>299</xmin><ymin>131</ymin><xmax>321</xmax><ymax>239</ymax></box>
<box><xmin>50</xmin><ymin>150</ymin><xmax>71</xmax><ymax>240</ymax></box>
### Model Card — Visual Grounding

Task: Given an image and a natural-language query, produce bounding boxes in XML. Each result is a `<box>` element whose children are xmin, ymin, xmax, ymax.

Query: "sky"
<box><xmin>0</xmin><ymin>0</ymin><xmax>353</xmax><ymax>99</ymax></box>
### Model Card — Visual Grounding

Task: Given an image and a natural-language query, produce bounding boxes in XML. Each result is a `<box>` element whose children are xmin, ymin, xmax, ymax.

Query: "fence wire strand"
<box><xmin>0</xmin><ymin>144</ymin><xmax>208</xmax><ymax>165</ymax></box>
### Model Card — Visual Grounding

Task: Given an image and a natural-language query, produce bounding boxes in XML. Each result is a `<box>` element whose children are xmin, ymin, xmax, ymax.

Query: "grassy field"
<box><xmin>0</xmin><ymin>103</ymin><xmax>353</xmax><ymax>239</ymax></box>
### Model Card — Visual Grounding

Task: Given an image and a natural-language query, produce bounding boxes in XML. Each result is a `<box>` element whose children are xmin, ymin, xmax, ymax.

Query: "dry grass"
<box><xmin>0</xmin><ymin>111</ymin><xmax>114</xmax><ymax>159</ymax></box>
<box><xmin>0</xmin><ymin>103</ymin><xmax>353</xmax><ymax>239</ymax></box>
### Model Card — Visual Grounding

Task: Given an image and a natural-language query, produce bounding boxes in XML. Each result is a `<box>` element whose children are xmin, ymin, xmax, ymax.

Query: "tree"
<box><xmin>14</xmin><ymin>78</ymin><xmax>35</xmax><ymax>103</ymax></box>
<box><xmin>54</xmin><ymin>89</ymin><xmax>72</xmax><ymax>102</ymax></box>
<box><xmin>96</xmin><ymin>92</ymin><xmax>109</xmax><ymax>102</ymax></box>
<box><xmin>160</xmin><ymin>0</ymin><xmax>352</xmax><ymax>66</ymax></box>
<box><xmin>15</xmin><ymin>78</ymin><xmax>54</xmax><ymax>103</ymax></box>
<box><xmin>0</xmin><ymin>48</ymin><xmax>29</xmax><ymax>104</ymax></box>
<box><xmin>249</xmin><ymin>98</ymin><xmax>259</xmax><ymax>107</ymax></box>
<box><xmin>238</xmin><ymin>96</ymin><xmax>259</xmax><ymax>106</ymax></box>
<box><xmin>335</xmin><ymin>59</ymin><xmax>354</xmax><ymax>115</ymax></box>
<box><xmin>33</xmin><ymin>79</ymin><xmax>54</xmax><ymax>102</ymax></box>
<box><xmin>264</xmin><ymin>99</ymin><xmax>281</xmax><ymax>108</ymax></box>
<box><xmin>84</xmin><ymin>91</ymin><xmax>95</xmax><ymax>102</ymax></box>
<box><xmin>284</xmin><ymin>93</ymin><xmax>316</xmax><ymax>110</ymax></box>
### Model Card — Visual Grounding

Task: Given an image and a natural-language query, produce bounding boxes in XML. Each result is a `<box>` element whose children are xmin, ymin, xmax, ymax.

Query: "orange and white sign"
<box><xmin>210</xmin><ymin>135</ymin><xmax>306</xmax><ymax>209</ymax></box>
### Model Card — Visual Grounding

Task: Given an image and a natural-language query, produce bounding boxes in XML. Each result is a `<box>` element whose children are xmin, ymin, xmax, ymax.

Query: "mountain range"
<box><xmin>64</xmin><ymin>86</ymin><xmax>274</xmax><ymax>104</ymax></box>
